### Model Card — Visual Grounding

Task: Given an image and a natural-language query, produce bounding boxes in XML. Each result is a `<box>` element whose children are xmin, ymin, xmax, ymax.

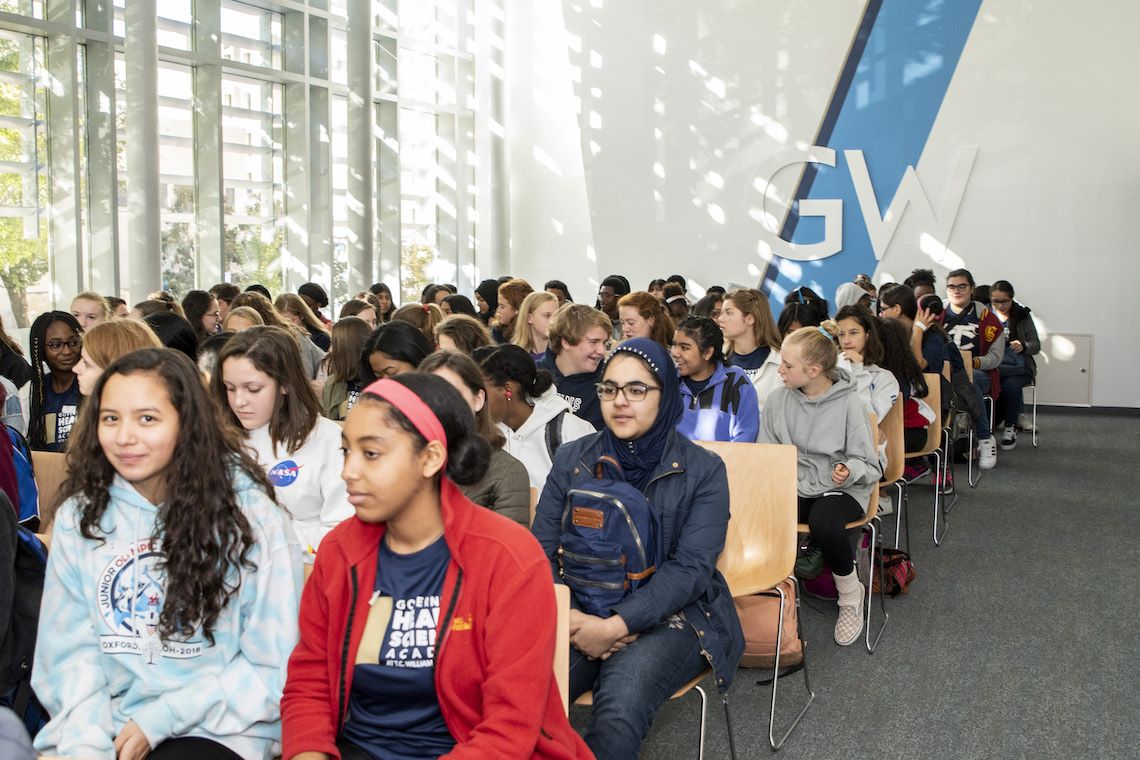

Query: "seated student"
<box><xmin>282</xmin><ymin>373</ymin><xmax>590</xmax><ymax>760</ymax></box>
<box><xmin>531</xmin><ymin>338</ymin><xmax>742</xmax><ymax>760</ymax></box>
<box><xmin>474</xmin><ymin>278</ymin><xmax>500</xmax><ymax>326</ymax></box>
<box><xmin>511</xmin><ymin>291</ymin><xmax>559</xmax><ymax>361</ymax></box>
<box><xmin>476</xmin><ymin>343</ymin><xmax>595</xmax><ymax>490</ymax></box>
<box><xmin>27</xmin><ymin>312</ymin><xmax>83</xmax><ymax>453</ymax></box>
<box><xmin>222</xmin><ymin>305</ymin><xmax>264</xmax><ymax>333</ymax></box>
<box><xmin>671</xmin><ymin>316</ymin><xmax>759</xmax><ymax>442</ymax></box>
<box><xmin>392</xmin><ymin>303</ymin><xmax>444</xmax><ymax>346</ymax></box>
<box><xmin>989</xmin><ymin>280</ymin><xmax>1039</xmax><ymax>450</ymax></box>
<box><xmin>276</xmin><ymin>293</ymin><xmax>332</xmax><ymax>352</ymax></box>
<box><xmin>717</xmin><ymin>288</ymin><xmax>783</xmax><ymax>411</ymax></box>
<box><xmin>878</xmin><ymin>285</ymin><xmax>964</xmax><ymax>487</ymax></box>
<box><xmin>876</xmin><ymin>317</ymin><xmax>934</xmax><ymax>454</ymax></box>
<box><xmin>215</xmin><ymin>326</ymin><xmax>353</xmax><ymax>561</ymax></box>
<box><xmin>544</xmin><ymin>279</ymin><xmax>573</xmax><ymax>307</ymax></box>
<box><xmin>661</xmin><ymin>282</ymin><xmax>690</xmax><ymax>323</ymax></box>
<box><xmin>905</xmin><ymin>268</ymin><xmax>937</xmax><ymax>300</ymax></box>
<box><xmin>420</xmin><ymin>351</ymin><xmax>531</xmax><ymax>526</ymax></box>
<box><xmin>435</xmin><ymin>314</ymin><xmax>493</xmax><ymax>356</ymax></box>
<box><xmin>70</xmin><ymin>291</ymin><xmax>112</xmax><ymax>331</ymax></box>
<box><xmin>361</xmin><ymin>320</ymin><xmax>435</xmax><ymax>383</ymax></box>
<box><xmin>339</xmin><ymin>298</ymin><xmax>379</xmax><ymax>330</ymax></box>
<box><xmin>834</xmin><ymin>304</ymin><xmax>900</xmax><ymax>424</ymax></box>
<box><xmin>181</xmin><ymin>290</ymin><xmax>222</xmax><ymax>346</ymax></box>
<box><xmin>759</xmin><ymin>324</ymin><xmax>880</xmax><ymax>646</ymax></box>
<box><xmin>691</xmin><ymin>291</ymin><xmax>723</xmax><ymax>321</ymax></box>
<box><xmin>369</xmin><ymin>282</ymin><xmax>396</xmax><ymax>324</ymax></box>
<box><xmin>492</xmin><ymin>278</ymin><xmax>534</xmax><ymax>345</ymax></box>
<box><xmin>777</xmin><ymin>302</ymin><xmax>822</xmax><ymax>338</ymax></box>
<box><xmin>73</xmin><ymin>319</ymin><xmax>163</xmax><ymax>396</ymax></box>
<box><xmin>319</xmin><ymin>317</ymin><xmax>373</xmax><ymax>422</ymax></box>
<box><xmin>618</xmin><ymin>291</ymin><xmax>675</xmax><ymax>350</ymax></box>
<box><xmin>537</xmin><ymin>303</ymin><xmax>612</xmax><ymax>430</ymax></box>
<box><xmin>440</xmin><ymin>294</ymin><xmax>478</xmax><ymax>318</ymax></box>
<box><xmin>230</xmin><ymin>292</ymin><xmax>326</xmax><ymax>380</ymax></box>
<box><xmin>942</xmin><ymin>269</ymin><xmax>1005</xmax><ymax>469</ymax></box>
<box><xmin>32</xmin><ymin>348</ymin><xmax>297</xmax><ymax>760</ymax></box>
<box><xmin>0</xmin><ymin>315</ymin><xmax>32</xmax><ymax>391</ymax></box>
<box><xmin>783</xmin><ymin>286</ymin><xmax>829</xmax><ymax>325</ymax></box>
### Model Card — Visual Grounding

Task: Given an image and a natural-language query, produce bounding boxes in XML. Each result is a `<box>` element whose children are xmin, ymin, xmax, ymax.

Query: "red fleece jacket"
<box><xmin>281</xmin><ymin>478</ymin><xmax>592</xmax><ymax>760</ymax></box>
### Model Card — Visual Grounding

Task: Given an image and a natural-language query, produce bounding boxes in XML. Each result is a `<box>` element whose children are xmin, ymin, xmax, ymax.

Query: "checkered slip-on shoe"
<box><xmin>834</xmin><ymin>602</ymin><xmax>864</xmax><ymax>646</ymax></box>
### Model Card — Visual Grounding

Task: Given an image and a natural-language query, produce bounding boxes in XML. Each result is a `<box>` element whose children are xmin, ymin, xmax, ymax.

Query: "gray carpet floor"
<box><xmin>571</xmin><ymin>411</ymin><xmax>1140</xmax><ymax>759</ymax></box>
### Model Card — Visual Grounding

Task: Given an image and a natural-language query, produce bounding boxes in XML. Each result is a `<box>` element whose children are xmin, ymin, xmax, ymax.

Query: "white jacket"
<box><xmin>246</xmin><ymin>417</ymin><xmax>352</xmax><ymax>561</ymax></box>
<box><xmin>498</xmin><ymin>388</ymin><xmax>595</xmax><ymax>490</ymax></box>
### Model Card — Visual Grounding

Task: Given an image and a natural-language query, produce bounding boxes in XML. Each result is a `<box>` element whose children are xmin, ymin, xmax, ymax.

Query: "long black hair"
<box><xmin>358</xmin><ymin>372</ymin><xmax>491</xmax><ymax>486</ymax></box>
<box><xmin>360</xmin><ymin>320</ymin><xmax>435</xmax><ymax>384</ymax></box>
<box><xmin>60</xmin><ymin>348</ymin><xmax>273</xmax><ymax>644</ymax></box>
<box><xmin>27</xmin><ymin>311</ymin><xmax>83</xmax><ymax>450</ymax></box>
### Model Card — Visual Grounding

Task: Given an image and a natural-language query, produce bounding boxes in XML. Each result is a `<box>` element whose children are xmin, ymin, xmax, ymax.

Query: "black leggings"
<box><xmin>799</xmin><ymin>493</ymin><xmax>864</xmax><ymax>576</ymax></box>
<box><xmin>338</xmin><ymin>737</ymin><xmax>375</xmax><ymax>760</ymax></box>
<box><xmin>149</xmin><ymin>737</ymin><xmax>242</xmax><ymax>760</ymax></box>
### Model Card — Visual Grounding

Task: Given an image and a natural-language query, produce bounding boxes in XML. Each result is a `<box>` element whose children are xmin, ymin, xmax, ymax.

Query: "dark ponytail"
<box><xmin>360</xmin><ymin>372</ymin><xmax>491</xmax><ymax>486</ymax></box>
<box><xmin>477</xmin><ymin>343</ymin><xmax>554</xmax><ymax>398</ymax></box>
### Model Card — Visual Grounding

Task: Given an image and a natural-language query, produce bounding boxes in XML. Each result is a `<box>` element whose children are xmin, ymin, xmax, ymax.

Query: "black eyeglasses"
<box><xmin>946</xmin><ymin>283</ymin><xmax>971</xmax><ymax>292</ymax></box>
<box><xmin>989</xmin><ymin>298</ymin><xmax>1012</xmax><ymax>307</ymax></box>
<box><xmin>596</xmin><ymin>382</ymin><xmax>661</xmax><ymax>402</ymax></box>
<box><xmin>46</xmin><ymin>338</ymin><xmax>82</xmax><ymax>352</ymax></box>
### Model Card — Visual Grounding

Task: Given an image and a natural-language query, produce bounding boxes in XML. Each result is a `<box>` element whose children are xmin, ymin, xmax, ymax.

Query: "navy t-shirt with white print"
<box><xmin>341</xmin><ymin>535</ymin><xmax>455</xmax><ymax>759</ymax></box>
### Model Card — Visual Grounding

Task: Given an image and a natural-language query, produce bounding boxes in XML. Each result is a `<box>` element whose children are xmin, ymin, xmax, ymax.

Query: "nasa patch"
<box><xmin>269</xmin><ymin>459</ymin><xmax>303</xmax><ymax>487</ymax></box>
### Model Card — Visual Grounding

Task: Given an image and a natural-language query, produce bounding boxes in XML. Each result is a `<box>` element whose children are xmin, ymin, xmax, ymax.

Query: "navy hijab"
<box><xmin>601</xmin><ymin>338</ymin><xmax>683</xmax><ymax>491</ymax></box>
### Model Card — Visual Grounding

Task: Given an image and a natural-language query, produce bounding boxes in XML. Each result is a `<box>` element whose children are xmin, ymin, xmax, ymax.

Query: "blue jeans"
<box><xmin>997</xmin><ymin>372</ymin><xmax>1027</xmax><ymax>429</ymax></box>
<box><xmin>570</xmin><ymin>618</ymin><xmax>707</xmax><ymax>760</ymax></box>
<box><xmin>970</xmin><ymin>371</ymin><xmax>992</xmax><ymax>439</ymax></box>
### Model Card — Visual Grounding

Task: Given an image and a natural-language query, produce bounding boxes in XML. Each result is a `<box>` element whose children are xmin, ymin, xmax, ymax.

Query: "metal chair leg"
<box><xmin>767</xmin><ymin>580</ymin><xmax>815</xmax><ymax>750</ymax></box>
<box><xmin>1029</xmin><ymin>384</ymin><xmax>1038</xmax><ymax>447</ymax></box>
<box><xmin>692</xmin><ymin>684</ymin><xmax>707</xmax><ymax>760</ymax></box>
<box><xmin>865</xmin><ymin>519</ymin><xmax>888</xmax><ymax>654</ymax></box>
<box><xmin>722</xmin><ymin>695</ymin><xmax>738</xmax><ymax>760</ymax></box>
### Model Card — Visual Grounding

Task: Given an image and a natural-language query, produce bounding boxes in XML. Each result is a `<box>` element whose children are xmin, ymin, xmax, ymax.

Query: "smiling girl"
<box><xmin>511</xmin><ymin>291</ymin><xmax>559</xmax><ymax>360</ymax></box>
<box><xmin>282</xmin><ymin>373</ymin><xmax>589</xmax><ymax>760</ymax></box>
<box><xmin>32</xmin><ymin>348</ymin><xmax>297</xmax><ymax>760</ymax></box>
<box><xmin>27</xmin><ymin>311</ymin><xmax>84</xmax><ymax>452</ymax></box>
<box><xmin>671</xmin><ymin>316</ymin><xmax>759</xmax><ymax>443</ymax></box>
<box><xmin>716</xmin><ymin>288</ymin><xmax>783</xmax><ymax>412</ymax></box>
<box><xmin>214</xmin><ymin>326</ymin><xmax>352</xmax><ymax>562</ymax></box>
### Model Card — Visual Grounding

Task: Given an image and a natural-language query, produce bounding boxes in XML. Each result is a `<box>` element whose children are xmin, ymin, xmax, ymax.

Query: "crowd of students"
<box><xmin>0</xmin><ymin>268</ymin><xmax>1038</xmax><ymax>759</ymax></box>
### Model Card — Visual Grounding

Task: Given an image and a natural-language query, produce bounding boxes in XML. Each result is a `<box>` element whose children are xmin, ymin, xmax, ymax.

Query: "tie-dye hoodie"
<box><xmin>32</xmin><ymin>469</ymin><xmax>298</xmax><ymax>760</ymax></box>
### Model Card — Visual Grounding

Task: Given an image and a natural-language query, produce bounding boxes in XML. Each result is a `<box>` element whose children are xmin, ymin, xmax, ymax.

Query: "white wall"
<box><xmin>875</xmin><ymin>1</ymin><xmax>1140</xmax><ymax>407</ymax></box>
<box><xmin>503</xmin><ymin>0</ymin><xmax>1140</xmax><ymax>406</ymax></box>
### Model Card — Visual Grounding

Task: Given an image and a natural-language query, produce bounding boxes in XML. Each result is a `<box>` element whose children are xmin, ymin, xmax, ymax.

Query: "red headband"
<box><xmin>362</xmin><ymin>378</ymin><xmax>448</xmax><ymax>464</ymax></box>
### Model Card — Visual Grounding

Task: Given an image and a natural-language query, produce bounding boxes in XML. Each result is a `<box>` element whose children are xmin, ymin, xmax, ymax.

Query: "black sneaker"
<box><xmin>1001</xmin><ymin>427</ymin><xmax>1017</xmax><ymax>451</ymax></box>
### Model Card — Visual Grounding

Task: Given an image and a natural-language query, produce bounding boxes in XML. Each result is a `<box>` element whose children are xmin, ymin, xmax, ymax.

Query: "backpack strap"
<box><xmin>593</xmin><ymin>454</ymin><xmax>624</xmax><ymax>480</ymax></box>
<box><xmin>545</xmin><ymin>409</ymin><xmax>566</xmax><ymax>461</ymax></box>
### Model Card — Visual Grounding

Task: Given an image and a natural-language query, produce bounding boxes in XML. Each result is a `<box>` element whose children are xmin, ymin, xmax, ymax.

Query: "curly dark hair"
<box><xmin>60</xmin><ymin>348</ymin><xmax>274</xmax><ymax>644</ymax></box>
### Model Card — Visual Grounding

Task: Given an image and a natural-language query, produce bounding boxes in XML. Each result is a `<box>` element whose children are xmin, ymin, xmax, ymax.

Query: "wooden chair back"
<box><xmin>908</xmin><ymin>373</ymin><xmax>943</xmax><ymax>459</ymax></box>
<box><xmin>880</xmin><ymin>396</ymin><xmax>905</xmax><ymax>486</ymax></box>
<box><xmin>695</xmin><ymin>442</ymin><xmax>799</xmax><ymax>597</ymax></box>
<box><xmin>31</xmin><ymin>451</ymin><xmax>69</xmax><ymax>529</ymax></box>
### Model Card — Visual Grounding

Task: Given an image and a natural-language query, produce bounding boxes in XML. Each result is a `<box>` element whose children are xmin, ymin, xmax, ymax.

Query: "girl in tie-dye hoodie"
<box><xmin>32</xmin><ymin>348</ymin><xmax>298</xmax><ymax>760</ymax></box>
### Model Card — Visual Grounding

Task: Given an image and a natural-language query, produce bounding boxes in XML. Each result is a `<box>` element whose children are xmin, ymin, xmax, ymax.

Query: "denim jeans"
<box><xmin>569</xmin><ymin>618</ymin><xmax>707</xmax><ymax>760</ymax></box>
<box><xmin>997</xmin><ymin>372</ymin><xmax>1027</xmax><ymax>429</ymax></box>
<box><xmin>970</xmin><ymin>371</ymin><xmax>992</xmax><ymax>439</ymax></box>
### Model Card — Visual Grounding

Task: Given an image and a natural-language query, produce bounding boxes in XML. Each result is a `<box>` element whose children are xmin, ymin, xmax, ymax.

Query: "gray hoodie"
<box><xmin>758</xmin><ymin>371</ymin><xmax>882</xmax><ymax>511</ymax></box>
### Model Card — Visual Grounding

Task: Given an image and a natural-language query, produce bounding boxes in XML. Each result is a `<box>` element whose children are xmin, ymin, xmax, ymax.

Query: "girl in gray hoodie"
<box><xmin>759</xmin><ymin>323</ymin><xmax>881</xmax><ymax>647</ymax></box>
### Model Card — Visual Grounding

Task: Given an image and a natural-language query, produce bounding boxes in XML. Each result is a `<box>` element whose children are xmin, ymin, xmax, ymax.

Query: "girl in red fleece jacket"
<box><xmin>282</xmin><ymin>373</ymin><xmax>591</xmax><ymax>760</ymax></box>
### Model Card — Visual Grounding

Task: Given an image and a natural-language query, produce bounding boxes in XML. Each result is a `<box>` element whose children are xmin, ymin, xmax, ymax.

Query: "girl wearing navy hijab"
<box><xmin>532</xmin><ymin>338</ymin><xmax>744</xmax><ymax>760</ymax></box>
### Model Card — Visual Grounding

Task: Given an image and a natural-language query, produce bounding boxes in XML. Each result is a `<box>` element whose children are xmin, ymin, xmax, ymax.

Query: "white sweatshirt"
<box><xmin>498</xmin><ymin>388</ymin><xmax>595</xmax><ymax>490</ymax></box>
<box><xmin>246</xmin><ymin>417</ymin><xmax>352</xmax><ymax>560</ymax></box>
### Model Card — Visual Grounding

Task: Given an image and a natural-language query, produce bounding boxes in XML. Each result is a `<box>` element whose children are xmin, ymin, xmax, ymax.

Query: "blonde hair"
<box><xmin>511</xmin><ymin>291</ymin><xmax>557</xmax><ymax>354</ymax></box>
<box><xmin>617</xmin><ymin>290</ymin><xmax>675</xmax><ymax>347</ymax></box>
<box><xmin>222</xmin><ymin>305</ymin><xmax>264</xmax><ymax>331</ymax></box>
<box><xmin>82</xmin><ymin>319</ymin><xmax>162</xmax><ymax>368</ymax></box>
<box><xmin>723</xmin><ymin>288</ymin><xmax>782</xmax><ymax>356</ymax></box>
<box><xmin>783</xmin><ymin>321</ymin><xmax>840</xmax><ymax>379</ymax></box>
<box><xmin>71</xmin><ymin>291</ymin><xmax>112</xmax><ymax>321</ymax></box>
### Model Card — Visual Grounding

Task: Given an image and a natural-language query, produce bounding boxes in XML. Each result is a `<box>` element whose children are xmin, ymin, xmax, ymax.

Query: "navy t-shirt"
<box><xmin>39</xmin><ymin>377</ymin><xmax>80</xmax><ymax>452</ymax></box>
<box><xmin>683</xmin><ymin>374</ymin><xmax>713</xmax><ymax>400</ymax></box>
<box><xmin>341</xmin><ymin>536</ymin><xmax>455</xmax><ymax>760</ymax></box>
<box><xmin>726</xmin><ymin>346</ymin><xmax>771</xmax><ymax>384</ymax></box>
<box><xmin>944</xmin><ymin>303</ymin><xmax>981</xmax><ymax>352</ymax></box>
<box><xmin>539</xmin><ymin>351</ymin><xmax>603</xmax><ymax>430</ymax></box>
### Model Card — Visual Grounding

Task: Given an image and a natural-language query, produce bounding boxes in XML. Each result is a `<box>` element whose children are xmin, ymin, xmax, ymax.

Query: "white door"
<box><xmin>1034</xmin><ymin>333</ymin><xmax>1092</xmax><ymax>407</ymax></box>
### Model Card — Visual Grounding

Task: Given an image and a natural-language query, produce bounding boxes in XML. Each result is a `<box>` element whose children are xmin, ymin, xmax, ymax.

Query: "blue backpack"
<box><xmin>5</xmin><ymin>427</ymin><xmax>38</xmax><ymax>529</ymax></box>
<box><xmin>557</xmin><ymin>456</ymin><xmax>657</xmax><ymax>617</ymax></box>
